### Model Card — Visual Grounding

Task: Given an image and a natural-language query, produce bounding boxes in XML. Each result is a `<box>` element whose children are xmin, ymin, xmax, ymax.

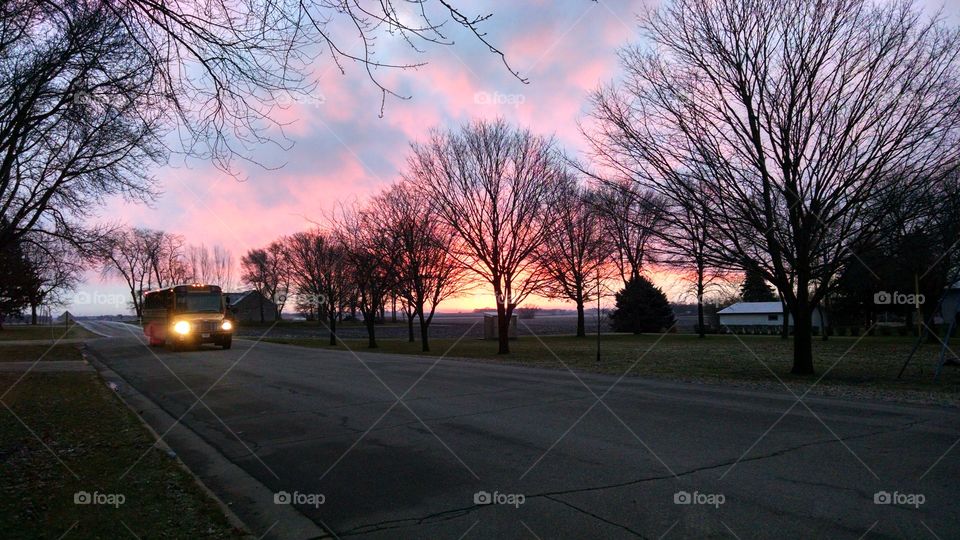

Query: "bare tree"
<box><xmin>374</xmin><ymin>183</ymin><xmax>469</xmax><ymax>351</ymax></box>
<box><xmin>241</xmin><ymin>241</ymin><xmax>289</xmax><ymax>322</ymax></box>
<box><xmin>187</xmin><ymin>244</ymin><xmax>235</xmax><ymax>289</ymax></box>
<box><xmin>408</xmin><ymin>119</ymin><xmax>564</xmax><ymax>353</ymax></box>
<box><xmin>97</xmin><ymin>228</ymin><xmax>157</xmax><ymax>318</ymax></box>
<box><xmin>147</xmin><ymin>232</ymin><xmax>188</xmax><ymax>288</ymax></box>
<box><xmin>1</xmin><ymin>1</ymin><xmax>526</xmax><ymax>251</ymax></box>
<box><xmin>186</xmin><ymin>245</ymin><xmax>213</xmax><ymax>283</ymax></box>
<box><xmin>534</xmin><ymin>176</ymin><xmax>612</xmax><ymax>337</ymax></box>
<box><xmin>22</xmin><ymin>234</ymin><xmax>83</xmax><ymax>324</ymax></box>
<box><xmin>284</xmin><ymin>229</ymin><xmax>351</xmax><ymax>345</ymax></box>
<box><xmin>585</xmin><ymin>0</ymin><xmax>960</xmax><ymax>374</ymax></box>
<box><xmin>591</xmin><ymin>181</ymin><xmax>666</xmax><ymax>286</ymax></box>
<box><xmin>213</xmin><ymin>245</ymin><xmax>235</xmax><ymax>290</ymax></box>
<box><xmin>652</xmin><ymin>179</ymin><xmax>731</xmax><ymax>338</ymax></box>
<box><xmin>0</xmin><ymin>2</ymin><xmax>163</xmax><ymax>250</ymax></box>
<box><xmin>339</xmin><ymin>204</ymin><xmax>401</xmax><ymax>348</ymax></box>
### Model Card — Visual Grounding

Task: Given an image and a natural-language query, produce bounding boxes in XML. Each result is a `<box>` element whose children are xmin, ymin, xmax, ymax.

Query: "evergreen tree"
<box><xmin>740</xmin><ymin>264</ymin><xmax>776</xmax><ymax>302</ymax></box>
<box><xmin>609</xmin><ymin>276</ymin><xmax>676</xmax><ymax>334</ymax></box>
<box><xmin>0</xmin><ymin>237</ymin><xmax>33</xmax><ymax>326</ymax></box>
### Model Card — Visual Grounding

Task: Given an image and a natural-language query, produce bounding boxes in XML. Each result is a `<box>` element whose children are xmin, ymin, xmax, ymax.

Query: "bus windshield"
<box><xmin>175</xmin><ymin>293</ymin><xmax>222</xmax><ymax>313</ymax></box>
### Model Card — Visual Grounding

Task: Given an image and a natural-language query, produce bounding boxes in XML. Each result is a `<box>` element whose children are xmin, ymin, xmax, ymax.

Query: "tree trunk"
<box><xmin>696</xmin><ymin>263</ymin><xmax>706</xmax><ymax>338</ymax></box>
<box><xmin>407</xmin><ymin>313</ymin><xmax>415</xmax><ymax>342</ymax></box>
<box><xmin>365</xmin><ymin>312</ymin><xmax>377</xmax><ymax>348</ymax></box>
<box><xmin>791</xmin><ymin>295</ymin><xmax>815</xmax><ymax>375</ymax></box>
<box><xmin>576</xmin><ymin>301</ymin><xmax>586</xmax><ymax>338</ymax></box>
<box><xmin>819</xmin><ymin>304</ymin><xmax>829</xmax><ymax>341</ymax></box>
<box><xmin>130</xmin><ymin>290</ymin><xmax>143</xmax><ymax>319</ymax></box>
<box><xmin>780</xmin><ymin>295</ymin><xmax>789</xmax><ymax>339</ymax></box>
<box><xmin>419</xmin><ymin>316</ymin><xmax>430</xmax><ymax>352</ymax></box>
<box><xmin>696</xmin><ymin>298</ymin><xmax>705</xmax><ymax>338</ymax></box>
<box><xmin>328</xmin><ymin>309</ymin><xmax>337</xmax><ymax>346</ymax></box>
<box><xmin>496</xmin><ymin>302</ymin><xmax>512</xmax><ymax>354</ymax></box>
<box><xmin>30</xmin><ymin>304</ymin><xmax>38</xmax><ymax>325</ymax></box>
<box><xmin>259</xmin><ymin>294</ymin><xmax>265</xmax><ymax>323</ymax></box>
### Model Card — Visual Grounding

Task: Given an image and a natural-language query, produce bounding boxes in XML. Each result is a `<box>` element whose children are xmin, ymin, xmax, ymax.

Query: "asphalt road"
<box><xmin>80</xmin><ymin>320</ymin><xmax>960</xmax><ymax>539</ymax></box>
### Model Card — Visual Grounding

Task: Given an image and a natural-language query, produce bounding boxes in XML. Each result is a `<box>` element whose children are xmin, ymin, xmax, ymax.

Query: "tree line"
<box><xmin>4</xmin><ymin>0</ymin><xmax>960</xmax><ymax>377</ymax></box>
<box><xmin>581</xmin><ymin>0</ymin><xmax>960</xmax><ymax>374</ymax></box>
<box><xmin>234</xmin><ymin>119</ymin><xmax>683</xmax><ymax>354</ymax></box>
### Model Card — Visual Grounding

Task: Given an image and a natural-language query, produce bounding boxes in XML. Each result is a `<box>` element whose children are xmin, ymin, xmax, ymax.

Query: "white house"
<box><xmin>717</xmin><ymin>301</ymin><xmax>827</xmax><ymax>330</ymax></box>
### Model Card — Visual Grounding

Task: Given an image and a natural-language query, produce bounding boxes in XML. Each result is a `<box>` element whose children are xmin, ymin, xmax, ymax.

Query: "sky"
<box><xmin>66</xmin><ymin>0</ymin><xmax>960</xmax><ymax>316</ymax></box>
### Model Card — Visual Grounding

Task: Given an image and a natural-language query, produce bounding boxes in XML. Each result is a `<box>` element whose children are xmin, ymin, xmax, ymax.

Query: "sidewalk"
<box><xmin>0</xmin><ymin>338</ymin><xmax>90</xmax><ymax>346</ymax></box>
<box><xmin>0</xmin><ymin>360</ymin><xmax>94</xmax><ymax>372</ymax></box>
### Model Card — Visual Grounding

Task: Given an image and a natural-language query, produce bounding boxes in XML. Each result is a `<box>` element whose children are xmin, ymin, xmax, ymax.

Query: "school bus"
<box><xmin>142</xmin><ymin>284</ymin><xmax>234</xmax><ymax>350</ymax></box>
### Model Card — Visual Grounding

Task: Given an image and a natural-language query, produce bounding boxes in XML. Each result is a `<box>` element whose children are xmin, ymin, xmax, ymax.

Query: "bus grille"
<box><xmin>199</xmin><ymin>321</ymin><xmax>219</xmax><ymax>333</ymax></box>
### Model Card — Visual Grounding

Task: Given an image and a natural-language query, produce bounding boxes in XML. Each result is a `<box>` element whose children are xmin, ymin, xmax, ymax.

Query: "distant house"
<box><xmin>718</xmin><ymin>301</ymin><xmax>827</xmax><ymax>331</ymax></box>
<box><xmin>224</xmin><ymin>291</ymin><xmax>277</xmax><ymax>323</ymax></box>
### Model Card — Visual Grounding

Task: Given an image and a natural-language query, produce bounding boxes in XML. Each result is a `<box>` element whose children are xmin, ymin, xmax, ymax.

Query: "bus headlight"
<box><xmin>221</xmin><ymin>320</ymin><xmax>233</xmax><ymax>331</ymax></box>
<box><xmin>173</xmin><ymin>321</ymin><xmax>191</xmax><ymax>335</ymax></box>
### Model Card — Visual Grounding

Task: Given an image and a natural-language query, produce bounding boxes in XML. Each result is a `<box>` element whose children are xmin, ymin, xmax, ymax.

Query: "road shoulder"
<box><xmin>83</xmin><ymin>345</ymin><xmax>328</xmax><ymax>540</ymax></box>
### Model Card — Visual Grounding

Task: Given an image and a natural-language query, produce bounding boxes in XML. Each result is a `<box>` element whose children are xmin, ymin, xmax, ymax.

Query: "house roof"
<box><xmin>717</xmin><ymin>301</ymin><xmax>784</xmax><ymax>315</ymax></box>
<box><xmin>224</xmin><ymin>291</ymin><xmax>253</xmax><ymax>303</ymax></box>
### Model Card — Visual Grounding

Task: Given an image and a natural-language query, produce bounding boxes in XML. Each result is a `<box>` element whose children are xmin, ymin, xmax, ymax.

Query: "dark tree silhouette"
<box><xmin>407</xmin><ymin>119</ymin><xmax>564</xmax><ymax>354</ymax></box>
<box><xmin>0</xmin><ymin>233</ymin><xmax>32</xmax><ymax>327</ymax></box>
<box><xmin>240</xmin><ymin>243</ymin><xmax>289</xmax><ymax>322</ymax></box>
<box><xmin>1</xmin><ymin>1</ymin><xmax>525</xmax><ymax>250</ymax></box>
<box><xmin>534</xmin><ymin>177</ymin><xmax>612</xmax><ymax>337</ymax></box>
<box><xmin>284</xmin><ymin>229</ymin><xmax>351</xmax><ymax>345</ymax></box>
<box><xmin>585</xmin><ymin>0</ymin><xmax>960</xmax><ymax>374</ymax></box>
<box><xmin>591</xmin><ymin>181</ymin><xmax>666</xmax><ymax>286</ymax></box>
<box><xmin>374</xmin><ymin>184</ymin><xmax>469</xmax><ymax>352</ymax></box>
<box><xmin>740</xmin><ymin>264</ymin><xmax>777</xmax><ymax>302</ymax></box>
<box><xmin>609</xmin><ymin>276</ymin><xmax>676</xmax><ymax>334</ymax></box>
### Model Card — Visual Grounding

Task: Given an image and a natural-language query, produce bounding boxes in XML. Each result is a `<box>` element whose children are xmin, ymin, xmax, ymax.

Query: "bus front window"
<box><xmin>176</xmin><ymin>294</ymin><xmax>222</xmax><ymax>313</ymax></box>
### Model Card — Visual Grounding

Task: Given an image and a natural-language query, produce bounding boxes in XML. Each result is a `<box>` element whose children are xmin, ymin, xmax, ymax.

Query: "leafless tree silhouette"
<box><xmin>585</xmin><ymin>0</ymin><xmax>960</xmax><ymax>374</ymax></box>
<box><xmin>408</xmin><ymin>119</ymin><xmax>564</xmax><ymax>354</ymax></box>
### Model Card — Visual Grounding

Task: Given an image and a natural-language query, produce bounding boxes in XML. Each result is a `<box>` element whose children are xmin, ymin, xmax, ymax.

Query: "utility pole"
<box><xmin>596</xmin><ymin>266</ymin><xmax>601</xmax><ymax>363</ymax></box>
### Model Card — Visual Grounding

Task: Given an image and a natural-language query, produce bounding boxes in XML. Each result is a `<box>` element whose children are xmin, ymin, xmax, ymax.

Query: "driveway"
<box><xmin>80</xmin><ymin>320</ymin><xmax>960</xmax><ymax>539</ymax></box>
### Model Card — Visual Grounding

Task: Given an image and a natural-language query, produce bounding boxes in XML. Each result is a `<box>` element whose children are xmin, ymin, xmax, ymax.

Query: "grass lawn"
<box><xmin>0</xmin><ymin>357</ymin><xmax>244</xmax><ymax>537</ymax></box>
<box><xmin>0</xmin><ymin>344</ymin><xmax>85</xmax><ymax>362</ymax></box>
<box><xmin>240</xmin><ymin>318</ymin><xmax>407</xmax><ymax>329</ymax></box>
<box><xmin>264</xmin><ymin>333</ymin><xmax>960</xmax><ymax>399</ymax></box>
<box><xmin>0</xmin><ymin>324</ymin><xmax>97</xmax><ymax>341</ymax></box>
